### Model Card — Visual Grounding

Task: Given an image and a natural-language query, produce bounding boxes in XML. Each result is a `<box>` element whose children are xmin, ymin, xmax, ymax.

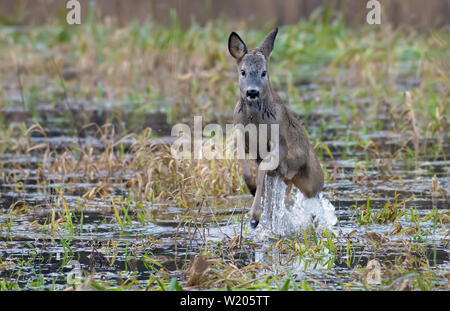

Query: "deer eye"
<box><xmin>240</xmin><ymin>70</ymin><xmax>246</xmax><ymax>76</ymax></box>
<box><xmin>261</xmin><ymin>71</ymin><xmax>267</xmax><ymax>77</ymax></box>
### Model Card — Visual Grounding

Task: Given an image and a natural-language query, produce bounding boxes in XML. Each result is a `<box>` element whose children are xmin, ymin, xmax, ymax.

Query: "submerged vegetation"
<box><xmin>0</xmin><ymin>10</ymin><xmax>448</xmax><ymax>291</ymax></box>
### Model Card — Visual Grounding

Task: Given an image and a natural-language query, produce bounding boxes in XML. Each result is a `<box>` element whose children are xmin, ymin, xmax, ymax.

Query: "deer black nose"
<box><xmin>246</xmin><ymin>89</ymin><xmax>259</xmax><ymax>99</ymax></box>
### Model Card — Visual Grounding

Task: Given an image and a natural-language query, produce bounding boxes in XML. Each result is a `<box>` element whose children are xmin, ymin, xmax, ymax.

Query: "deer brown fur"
<box><xmin>228</xmin><ymin>28</ymin><xmax>324</xmax><ymax>228</ymax></box>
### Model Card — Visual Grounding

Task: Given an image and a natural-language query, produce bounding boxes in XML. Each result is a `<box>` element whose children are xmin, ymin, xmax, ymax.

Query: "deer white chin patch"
<box><xmin>246</xmin><ymin>97</ymin><xmax>259</xmax><ymax>102</ymax></box>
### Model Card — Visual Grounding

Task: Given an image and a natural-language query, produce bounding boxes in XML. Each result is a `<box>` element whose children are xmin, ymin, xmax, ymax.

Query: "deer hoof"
<box><xmin>250</xmin><ymin>219</ymin><xmax>259</xmax><ymax>229</ymax></box>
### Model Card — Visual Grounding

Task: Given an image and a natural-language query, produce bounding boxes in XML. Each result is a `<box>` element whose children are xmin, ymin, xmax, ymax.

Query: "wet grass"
<box><xmin>0</xmin><ymin>12</ymin><xmax>449</xmax><ymax>291</ymax></box>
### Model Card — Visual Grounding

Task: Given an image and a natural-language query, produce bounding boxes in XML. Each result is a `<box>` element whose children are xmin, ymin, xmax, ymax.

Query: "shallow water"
<box><xmin>254</xmin><ymin>175</ymin><xmax>337</xmax><ymax>238</ymax></box>
<box><xmin>1</xmin><ymin>145</ymin><xmax>448</xmax><ymax>290</ymax></box>
<box><xmin>1</xmin><ymin>77</ymin><xmax>449</xmax><ymax>290</ymax></box>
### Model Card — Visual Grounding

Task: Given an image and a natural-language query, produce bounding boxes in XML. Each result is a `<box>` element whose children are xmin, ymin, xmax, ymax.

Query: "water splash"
<box><xmin>254</xmin><ymin>174</ymin><xmax>337</xmax><ymax>239</ymax></box>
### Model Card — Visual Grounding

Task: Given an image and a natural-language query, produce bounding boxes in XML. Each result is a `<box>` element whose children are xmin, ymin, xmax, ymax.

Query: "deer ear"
<box><xmin>257</xmin><ymin>27</ymin><xmax>278</xmax><ymax>59</ymax></box>
<box><xmin>228</xmin><ymin>32</ymin><xmax>247</xmax><ymax>60</ymax></box>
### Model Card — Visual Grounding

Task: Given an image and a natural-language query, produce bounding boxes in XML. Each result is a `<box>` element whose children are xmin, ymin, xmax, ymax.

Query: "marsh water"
<box><xmin>0</xmin><ymin>77</ymin><xmax>449</xmax><ymax>290</ymax></box>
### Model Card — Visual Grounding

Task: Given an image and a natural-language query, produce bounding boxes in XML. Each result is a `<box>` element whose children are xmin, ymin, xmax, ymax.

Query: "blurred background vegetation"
<box><xmin>0</xmin><ymin>0</ymin><xmax>449</xmax><ymax>29</ymax></box>
<box><xmin>0</xmin><ymin>0</ymin><xmax>448</xmax><ymax>196</ymax></box>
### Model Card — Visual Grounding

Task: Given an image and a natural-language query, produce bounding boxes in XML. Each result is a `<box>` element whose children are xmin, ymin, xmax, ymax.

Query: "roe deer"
<box><xmin>228</xmin><ymin>27</ymin><xmax>324</xmax><ymax>228</ymax></box>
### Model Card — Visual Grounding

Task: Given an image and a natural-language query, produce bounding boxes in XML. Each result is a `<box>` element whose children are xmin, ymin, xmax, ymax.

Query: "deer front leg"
<box><xmin>240</xmin><ymin>159</ymin><xmax>256</xmax><ymax>196</ymax></box>
<box><xmin>250</xmin><ymin>168</ymin><xmax>266</xmax><ymax>228</ymax></box>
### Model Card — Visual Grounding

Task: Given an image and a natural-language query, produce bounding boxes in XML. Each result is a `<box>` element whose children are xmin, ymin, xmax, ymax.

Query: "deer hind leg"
<box><xmin>291</xmin><ymin>151</ymin><xmax>324</xmax><ymax>198</ymax></box>
<box><xmin>250</xmin><ymin>168</ymin><xmax>266</xmax><ymax>228</ymax></box>
<box><xmin>240</xmin><ymin>159</ymin><xmax>256</xmax><ymax>196</ymax></box>
<box><xmin>284</xmin><ymin>180</ymin><xmax>293</xmax><ymax>196</ymax></box>
<box><xmin>291</xmin><ymin>172</ymin><xmax>322</xmax><ymax>198</ymax></box>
